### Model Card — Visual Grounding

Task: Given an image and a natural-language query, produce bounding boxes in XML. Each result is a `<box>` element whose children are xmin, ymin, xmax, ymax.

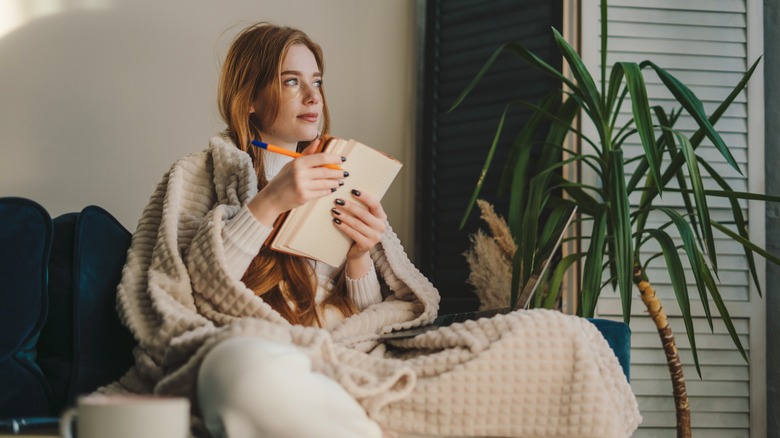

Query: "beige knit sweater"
<box><xmin>108</xmin><ymin>133</ymin><xmax>641</xmax><ymax>437</ymax></box>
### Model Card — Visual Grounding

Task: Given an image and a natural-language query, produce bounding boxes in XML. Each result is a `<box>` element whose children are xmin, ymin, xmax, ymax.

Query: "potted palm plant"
<box><xmin>450</xmin><ymin>1</ymin><xmax>780</xmax><ymax>437</ymax></box>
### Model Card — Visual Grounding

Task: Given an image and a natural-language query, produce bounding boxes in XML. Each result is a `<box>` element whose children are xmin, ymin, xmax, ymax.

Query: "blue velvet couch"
<box><xmin>0</xmin><ymin>197</ymin><xmax>631</xmax><ymax>430</ymax></box>
<box><xmin>0</xmin><ymin>197</ymin><xmax>136</xmax><ymax>424</ymax></box>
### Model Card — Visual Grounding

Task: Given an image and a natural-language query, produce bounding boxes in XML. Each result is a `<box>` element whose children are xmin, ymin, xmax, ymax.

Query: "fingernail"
<box><xmin>333</xmin><ymin>217</ymin><xmax>342</xmax><ymax>224</ymax></box>
<box><xmin>331</xmin><ymin>208</ymin><xmax>341</xmax><ymax>215</ymax></box>
<box><xmin>331</xmin><ymin>187</ymin><xmax>337</xmax><ymax>193</ymax></box>
<box><xmin>351</xmin><ymin>189</ymin><xmax>361</xmax><ymax>197</ymax></box>
<box><xmin>340</xmin><ymin>156</ymin><xmax>347</xmax><ymax>162</ymax></box>
<box><xmin>343</xmin><ymin>171</ymin><xmax>350</xmax><ymax>177</ymax></box>
<box><xmin>335</xmin><ymin>198</ymin><xmax>345</xmax><ymax>206</ymax></box>
<box><xmin>338</xmin><ymin>180</ymin><xmax>345</xmax><ymax>186</ymax></box>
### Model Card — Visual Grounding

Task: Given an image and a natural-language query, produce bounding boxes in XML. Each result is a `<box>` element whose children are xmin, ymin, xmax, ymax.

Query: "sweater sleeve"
<box><xmin>221</xmin><ymin>204</ymin><xmax>274</xmax><ymax>281</ymax></box>
<box><xmin>345</xmin><ymin>262</ymin><xmax>382</xmax><ymax>310</ymax></box>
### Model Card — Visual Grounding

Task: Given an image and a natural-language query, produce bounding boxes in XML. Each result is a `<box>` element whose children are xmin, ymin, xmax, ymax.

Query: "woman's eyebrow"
<box><xmin>281</xmin><ymin>70</ymin><xmax>322</xmax><ymax>78</ymax></box>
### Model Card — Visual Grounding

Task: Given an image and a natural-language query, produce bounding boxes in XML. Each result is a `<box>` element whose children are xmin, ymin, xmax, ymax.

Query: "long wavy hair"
<box><xmin>218</xmin><ymin>23</ymin><xmax>355</xmax><ymax>326</ymax></box>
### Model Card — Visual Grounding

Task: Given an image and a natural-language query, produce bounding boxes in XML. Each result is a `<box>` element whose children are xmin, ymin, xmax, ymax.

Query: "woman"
<box><xmin>110</xmin><ymin>22</ymin><xmax>640</xmax><ymax>438</ymax></box>
<box><xmin>217</xmin><ymin>23</ymin><xmax>387</xmax><ymax>330</ymax></box>
<box><xmin>199</xmin><ymin>23</ymin><xmax>391</xmax><ymax>437</ymax></box>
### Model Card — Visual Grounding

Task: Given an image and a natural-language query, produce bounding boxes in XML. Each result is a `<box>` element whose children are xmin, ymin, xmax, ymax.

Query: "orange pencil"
<box><xmin>251</xmin><ymin>140</ymin><xmax>343</xmax><ymax>170</ymax></box>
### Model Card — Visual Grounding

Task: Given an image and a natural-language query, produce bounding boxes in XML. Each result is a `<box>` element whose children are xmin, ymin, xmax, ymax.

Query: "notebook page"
<box><xmin>285</xmin><ymin>139</ymin><xmax>402</xmax><ymax>267</ymax></box>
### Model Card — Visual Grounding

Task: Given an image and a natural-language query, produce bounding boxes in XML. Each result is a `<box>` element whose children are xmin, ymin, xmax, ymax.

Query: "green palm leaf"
<box><xmin>543</xmin><ymin>252</ymin><xmax>585</xmax><ymax>309</ymax></box>
<box><xmin>517</xmin><ymin>174</ymin><xmax>548</xmax><ymax>298</ymax></box>
<box><xmin>626</xmin><ymin>107</ymin><xmax>683</xmax><ymax>194</ymax></box>
<box><xmin>643</xmin><ymin>228</ymin><xmax>701</xmax><ymax>376</ymax></box>
<box><xmin>551</xmin><ymin>28</ymin><xmax>604</xmax><ymax>128</ymax></box>
<box><xmin>617</xmin><ymin>62</ymin><xmax>662</xmax><ymax>188</ymax></box>
<box><xmin>643</xmin><ymin>61</ymin><xmax>740</xmax><ymax>173</ymax></box>
<box><xmin>605</xmin><ymin>64</ymin><xmax>624</xmax><ymax>119</ymax></box>
<box><xmin>648</xmin><ymin>187</ymin><xmax>780</xmax><ymax>204</ymax></box>
<box><xmin>448</xmin><ymin>42</ymin><xmax>578</xmax><ymax>113</ymax></box>
<box><xmin>654</xmin><ymin>107</ymin><xmax>701</xmax><ymax>245</ymax></box>
<box><xmin>581</xmin><ymin>205</ymin><xmax>608</xmax><ymax>318</ymax></box>
<box><xmin>712</xmin><ymin>221</ymin><xmax>780</xmax><ymax>266</ymax></box>
<box><xmin>501</xmin><ymin>95</ymin><xmax>560</xmax><ymax>215</ymax></box>
<box><xmin>634</xmin><ymin>58</ymin><xmax>760</xmax><ymax>211</ymax></box>
<box><xmin>458</xmin><ymin>101</ymin><xmax>512</xmax><ymax>230</ymax></box>
<box><xmin>698</xmin><ymin>157</ymin><xmax>764</xmax><ymax>297</ymax></box>
<box><xmin>673</xmin><ymin>130</ymin><xmax>717</xmax><ymax>271</ymax></box>
<box><xmin>698</xmin><ymin>251</ymin><xmax>749</xmax><ymax>363</ymax></box>
<box><xmin>655</xmin><ymin>207</ymin><xmax>714</xmax><ymax>330</ymax></box>
<box><xmin>607</xmin><ymin>150</ymin><xmax>633</xmax><ymax>320</ymax></box>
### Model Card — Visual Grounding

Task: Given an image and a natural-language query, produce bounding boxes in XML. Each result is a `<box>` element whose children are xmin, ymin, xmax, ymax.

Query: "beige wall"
<box><xmin>0</xmin><ymin>0</ymin><xmax>417</xmax><ymax>249</ymax></box>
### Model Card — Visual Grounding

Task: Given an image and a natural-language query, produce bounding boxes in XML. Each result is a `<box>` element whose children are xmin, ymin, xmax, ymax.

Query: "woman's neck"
<box><xmin>259</xmin><ymin>132</ymin><xmax>297</xmax><ymax>151</ymax></box>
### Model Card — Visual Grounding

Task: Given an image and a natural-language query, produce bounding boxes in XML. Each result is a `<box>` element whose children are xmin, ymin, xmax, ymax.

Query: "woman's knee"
<box><xmin>196</xmin><ymin>336</ymin><xmax>383</xmax><ymax>438</ymax></box>
<box><xmin>197</xmin><ymin>337</ymin><xmax>312</xmax><ymax>437</ymax></box>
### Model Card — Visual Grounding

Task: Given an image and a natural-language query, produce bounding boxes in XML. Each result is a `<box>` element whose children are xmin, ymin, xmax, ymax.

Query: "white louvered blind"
<box><xmin>580</xmin><ymin>0</ymin><xmax>765</xmax><ymax>437</ymax></box>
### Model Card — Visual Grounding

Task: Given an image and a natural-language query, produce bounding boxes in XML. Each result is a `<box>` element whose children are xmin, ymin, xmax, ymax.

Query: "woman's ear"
<box><xmin>249</xmin><ymin>105</ymin><xmax>256</xmax><ymax>114</ymax></box>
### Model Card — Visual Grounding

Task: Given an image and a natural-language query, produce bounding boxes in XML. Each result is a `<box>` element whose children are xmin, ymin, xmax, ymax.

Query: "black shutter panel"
<box><xmin>417</xmin><ymin>0</ymin><xmax>563</xmax><ymax>313</ymax></box>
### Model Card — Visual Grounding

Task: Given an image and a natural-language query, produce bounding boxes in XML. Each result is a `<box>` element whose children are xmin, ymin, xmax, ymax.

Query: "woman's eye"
<box><xmin>314</xmin><ymin>80</ymin><xmax>323</xmax><ymax>88</ymax></box>
<box><xmin>283</xmin><ymin>78</ymin><xmax>299</xmax><ymax>86</ymax></box>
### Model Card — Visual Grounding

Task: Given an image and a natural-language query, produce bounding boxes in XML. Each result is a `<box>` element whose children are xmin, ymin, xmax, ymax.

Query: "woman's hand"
<box><xmin>331</xmin><ymin>189</ymin><xmax>387</xmax><ymax>278</ymax></box>
<box><xmin>248</xmin><ymin>139</ymin><xmax>346</xmax><ymax>226</ymax></box>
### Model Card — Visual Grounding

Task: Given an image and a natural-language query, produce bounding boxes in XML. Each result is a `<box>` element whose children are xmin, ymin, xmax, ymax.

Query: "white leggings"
<box><xmin>197</xmin><ymin>337</ymin><xmax>383</xmax><ymax>438</ymax></box>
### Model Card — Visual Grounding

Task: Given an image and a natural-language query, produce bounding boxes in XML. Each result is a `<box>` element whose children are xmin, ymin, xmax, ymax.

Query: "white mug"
<box><xmin>59</xmin><ymin>394</ymin><xmax>190</xmax><ymax>438</ymax></box>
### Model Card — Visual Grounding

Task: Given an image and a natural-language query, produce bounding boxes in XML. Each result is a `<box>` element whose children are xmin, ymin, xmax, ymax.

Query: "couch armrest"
<box><xmin>0</xmin><ymin>197</ymin><xmax>53</xmax><ymax>417</ymax></box>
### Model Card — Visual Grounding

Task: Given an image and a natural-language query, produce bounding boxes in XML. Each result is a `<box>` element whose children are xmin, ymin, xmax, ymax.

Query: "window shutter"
<box><xmin>583</xmin><ymin>1</ymin><xmax>765</xmax><ymax>436</ymax></box>
<box><xmin>418</xmin><ymin>0</ymin><xmax>563</xmax><ymax>313</ymax></box>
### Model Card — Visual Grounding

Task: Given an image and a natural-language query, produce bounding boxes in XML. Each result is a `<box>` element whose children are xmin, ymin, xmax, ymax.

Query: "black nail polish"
<box><xmin>333</xmin><ymin>217</ymin><xmax>342</xmax><ymax>224</ymax></box>
<box><xmin>343</xmin><ymin>171</ymin><xmax>350</xmax><ymax>177</ymax></box>
<box><xmin>335</xmin><ymin>198</ymin><xmax>345</xmax><ymax>206</ymax></box>
<box><xmin>331</xmin><ymin>208</ymin><xmax>341</xmax><ymax>215</ymax></box>
<box><xmin>351</xmin><ymin>189</ymin><xmax>361</xmax><ymax>197</ymax></box>
<box><xmin>331</xmin><ymin>187</ymin><xmax>337</xmax><ymax>193</ymax></box>
<box><xmin>338</xmin><ymin>180</ymin><xmax>345</xmax><ymax>186</ymax></box>
<box><xmin>341</xmin><ymin>156</ymin><xmax>347</xmax><ymax>162</ymax></box>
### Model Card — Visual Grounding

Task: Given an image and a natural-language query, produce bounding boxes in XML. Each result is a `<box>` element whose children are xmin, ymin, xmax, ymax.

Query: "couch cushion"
<box><xmin>37</xmin><ymin>206</ymin><xmax>136</xmax><ymax>412</ymax></box>
<box><xmin>0</xmin><ymin>197</ymin><xmax>53</xmax><ymax>417</ymax></box>
<box><xmin>68</xmin><ymin>206</ymin><xmax>136</xmax><ymax>401</ymax></box>
<box><xmin>36</xmin><ymin>212</ymin><xmax>79</xmax><ymax>414</ymax></box>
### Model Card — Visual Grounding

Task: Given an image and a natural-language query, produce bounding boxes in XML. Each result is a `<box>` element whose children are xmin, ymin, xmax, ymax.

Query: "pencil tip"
<box><xmin>250</xmin><ymin>140</ymin><xmax>267</xmax><ymax>149</ymax></box>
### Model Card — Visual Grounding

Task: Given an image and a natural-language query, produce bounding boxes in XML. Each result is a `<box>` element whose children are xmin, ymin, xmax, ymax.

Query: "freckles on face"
<box><xmin>258</xmin><ymin>44</ymin><xmax>323</xmax><ymax>149</ymax></box>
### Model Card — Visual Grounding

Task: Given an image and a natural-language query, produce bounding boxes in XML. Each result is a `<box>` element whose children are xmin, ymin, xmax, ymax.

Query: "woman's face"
<box><xmin>256</xmin><ymin>44</ymin><xmax>323</xmax><ymax>149</ymax></box>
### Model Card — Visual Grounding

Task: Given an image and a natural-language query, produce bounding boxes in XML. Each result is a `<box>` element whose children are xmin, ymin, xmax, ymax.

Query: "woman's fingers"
<box><xmin>334</xmin><ymin>195</ymin><xmax>384</xmax><ymax>231</ymax></box>
<box><xmin>333</xmin><ymin>215</ymin><xmax>378</xmax><ymax>252</ymax></box>
<box><xmin>255</xmin><ymin>143</ymin><xmax>351</xmax><ymax>215</ymax></box>
<box><xmin>300</xmin><ymin>137</ymin><xmax>322</xmax><ymax>155</ymax></box>
<box><xmin>350</xmin><ymin>190</ymin><xmax>387</xmax><ymax>222</ymax></box>
<box><xmin>296</xmin><ymin>152</ymin><xmax>346</xmax><ymax>169</ymax></box>
<box><xmin>288</xmin><ymin>164</ymin><xmax>344</xmax><ymax>185</ymax></box>
<box><xmin>289</xmin><ymin>154</ymin><xmax>347</xmax><ymax>194</ymax></box>
<box><xmin>333</xmin><ymin>206</ymin><xmax>379</xmax><ymax>240</ymax></box>
<box><xmin>331</xmin><ymin>190</ymin><xmax>386</xmax><ymax>252</ymax></box>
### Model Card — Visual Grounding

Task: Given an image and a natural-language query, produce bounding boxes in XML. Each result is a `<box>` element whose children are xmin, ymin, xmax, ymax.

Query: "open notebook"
<box><xmin>266</xmin><ymin>138</ymin><xmax>402</xmax><ymax>268</ymax></box>
<box><xmin>380</xmin><ymin>206</ymin><xmax>577</xmax><ymax>340</ymax></box>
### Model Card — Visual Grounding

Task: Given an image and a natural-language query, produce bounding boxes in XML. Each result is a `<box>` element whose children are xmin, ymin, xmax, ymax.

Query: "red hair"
<box><xmin>218</xmin><ymin>23</ymin><xmax>354</xmax><ymax>326</ymax></box>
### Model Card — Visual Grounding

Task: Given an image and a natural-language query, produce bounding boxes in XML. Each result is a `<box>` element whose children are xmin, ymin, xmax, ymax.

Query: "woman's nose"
<box><xmin>302</xmin><ymin>84</ymin><xmax>320</xmax><ymax>104</ymax></box>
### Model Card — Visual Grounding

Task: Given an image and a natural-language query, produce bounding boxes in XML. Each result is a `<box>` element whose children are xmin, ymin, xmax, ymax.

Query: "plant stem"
<box><xmin>633</xmin><ymin>264</ymin><xmax>691</xmax><ymax>438</ymax></box>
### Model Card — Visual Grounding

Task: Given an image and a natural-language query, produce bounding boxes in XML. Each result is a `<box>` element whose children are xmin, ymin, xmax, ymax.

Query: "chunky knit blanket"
<box><xmin>107</xmin><ymin>133</ymin><xmax>641</xmax><ymax>437</ymax></box>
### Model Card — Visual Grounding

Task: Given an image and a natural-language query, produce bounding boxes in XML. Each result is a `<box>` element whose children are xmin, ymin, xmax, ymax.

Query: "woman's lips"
<box><xmin>297</xmin><ymin>113</ymin><xmax>319</xmax><ymax>123</ymax></box>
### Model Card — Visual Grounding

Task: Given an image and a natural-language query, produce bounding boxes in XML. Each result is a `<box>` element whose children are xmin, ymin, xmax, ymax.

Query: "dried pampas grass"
<box><xmin>464</xmin><ymin>200</ymin><xmax>515</xmax><ymax>310</ymax></box>
<box><xmin>475</xmin><ymin>199</ymin><xmax>515</xmax><ymax>260</ymax></box>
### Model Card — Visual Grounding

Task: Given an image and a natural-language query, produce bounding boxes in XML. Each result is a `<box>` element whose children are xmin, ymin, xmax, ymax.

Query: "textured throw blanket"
<box><xmin>107</xmin><ymin>133</ymin><xmax>641</xmax><ymax>437</ymax></box>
